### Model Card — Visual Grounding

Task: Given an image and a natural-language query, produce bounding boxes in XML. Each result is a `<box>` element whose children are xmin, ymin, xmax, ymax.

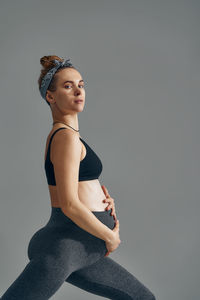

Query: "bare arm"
<box><xmin>51</xmin><ymin>130</ymin><xmax>114</xmax><ymax>243</ymax></box>
<box><xmin>62</xmin><ymin>200</ymin><xmax>114</xmax><ymax>243</ymax></box>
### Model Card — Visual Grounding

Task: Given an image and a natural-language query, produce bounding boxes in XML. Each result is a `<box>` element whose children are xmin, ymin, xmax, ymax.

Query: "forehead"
<box><xmin>57</xmin><ymin>68</ymin><xmax>83</xmax><ymax>83</ymax></box>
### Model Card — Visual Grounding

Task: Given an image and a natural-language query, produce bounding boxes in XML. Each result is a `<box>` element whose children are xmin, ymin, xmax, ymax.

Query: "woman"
<box><xmin>1</xmin><ymin>55</ymin><xmax>156</xmax><ymax>300</ymax></box>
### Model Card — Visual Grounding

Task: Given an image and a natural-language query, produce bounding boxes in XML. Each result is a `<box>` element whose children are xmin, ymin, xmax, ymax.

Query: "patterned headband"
<box><xmin>39</xmin><ymin>58</ymin><xmax>74</xmax><ymax>101</ymax></box>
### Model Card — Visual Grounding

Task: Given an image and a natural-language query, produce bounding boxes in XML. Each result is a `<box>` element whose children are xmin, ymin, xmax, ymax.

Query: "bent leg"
<box><xmin>1</xmin><ymin>220</ymin><xmax>109</xmax><ymax>300</ymax></box>
<box><xmin>66</xmin><ymin>256</ymin><xmax>156</xmax><ymax>300</ymax></box>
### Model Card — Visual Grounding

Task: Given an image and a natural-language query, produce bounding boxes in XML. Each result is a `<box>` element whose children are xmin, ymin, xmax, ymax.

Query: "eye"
<box><xmin>64</xmin><ymin>85</ymin><xmax>85</xmax><ymax>89</ymax></box>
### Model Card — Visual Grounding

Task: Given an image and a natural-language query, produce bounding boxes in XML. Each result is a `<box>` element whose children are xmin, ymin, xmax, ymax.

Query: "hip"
<box><xmin>27</xmin><ymin>207</ymin><xmax>115</xmax><ymax>261</ymax></box>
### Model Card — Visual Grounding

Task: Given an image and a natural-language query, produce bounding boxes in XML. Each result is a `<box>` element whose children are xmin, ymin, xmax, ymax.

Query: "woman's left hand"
<box><xmin>101</xmin><ymin>185</ymin><xmax>117</xmax><ymax>222</ymax></box>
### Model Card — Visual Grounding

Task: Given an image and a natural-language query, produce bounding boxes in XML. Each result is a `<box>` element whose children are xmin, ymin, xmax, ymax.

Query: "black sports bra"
<box><xmin>44</xmin><ymin>127</ymin><xmax>103</xmax><ymax>185</ymax></box>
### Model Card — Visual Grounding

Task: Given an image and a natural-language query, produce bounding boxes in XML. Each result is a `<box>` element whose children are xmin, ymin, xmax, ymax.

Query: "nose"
<box><xmin>75</xmin><ymin>86</ymin><xmax>83</xmax><ymax>96</ymax></box>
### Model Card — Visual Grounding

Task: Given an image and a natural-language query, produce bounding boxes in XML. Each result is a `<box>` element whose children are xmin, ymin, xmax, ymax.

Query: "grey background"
<box><xmin>0</xmin><ymin>0</ymin><xmax>199</xmax><ymax>299</ymax></box>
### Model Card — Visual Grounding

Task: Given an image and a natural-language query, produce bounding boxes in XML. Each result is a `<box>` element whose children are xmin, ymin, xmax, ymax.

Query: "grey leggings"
<box><xmin>1</xmin><ymin>207</ymin><xmax>156</xmax><ymax>300</ymax></box>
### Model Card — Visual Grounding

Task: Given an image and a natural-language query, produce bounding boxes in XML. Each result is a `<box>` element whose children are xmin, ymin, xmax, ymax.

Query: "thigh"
<box><xmin>66</xmin><ymin>256</ymin><xmax>156</xmax><ymax>300</ymax></box>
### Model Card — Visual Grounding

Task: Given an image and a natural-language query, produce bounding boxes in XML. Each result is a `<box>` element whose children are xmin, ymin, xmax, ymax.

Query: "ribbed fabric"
<box><xmin>1</xmin><ymin>208</ymin><xmax>156</xmax><ymax>300</ymax></box>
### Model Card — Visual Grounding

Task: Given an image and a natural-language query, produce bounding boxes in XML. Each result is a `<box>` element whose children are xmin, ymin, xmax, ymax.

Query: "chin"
<box><xmin>75</xmin><ymin>107</ymin><xmax>84</xmax><ymax>113</ymax></box>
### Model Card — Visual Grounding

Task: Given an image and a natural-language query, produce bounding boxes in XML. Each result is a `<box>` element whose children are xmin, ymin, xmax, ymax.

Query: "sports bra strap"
<box><xmin>49</xmin><ymin>127</ymin><xmax>67</xmax><ymax>143</ymax></box>
<box><xmin>48</xmin><ymin>127</ymin><xmax>67</xmax><ymax>157</ymax></box>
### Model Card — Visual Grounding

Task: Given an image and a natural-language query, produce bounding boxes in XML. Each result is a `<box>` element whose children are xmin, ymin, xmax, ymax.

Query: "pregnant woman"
<box><xmin>1</xmin><ymin>55</ymin><xmax>156</xmax><ymax>299</ymax></box>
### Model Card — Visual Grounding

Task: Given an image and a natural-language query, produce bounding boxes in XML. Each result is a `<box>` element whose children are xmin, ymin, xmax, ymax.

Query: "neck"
<box><xmin>52</xmin><ymin>113</ymin><xmax>79</xmax><ymax>131</ymax></box>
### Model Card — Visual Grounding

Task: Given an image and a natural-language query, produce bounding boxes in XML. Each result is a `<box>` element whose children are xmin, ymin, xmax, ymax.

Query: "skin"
<box><xmin>44</xmin><ymin>68</ymin><xmax>117</xmax><ymax>224</ymax></box>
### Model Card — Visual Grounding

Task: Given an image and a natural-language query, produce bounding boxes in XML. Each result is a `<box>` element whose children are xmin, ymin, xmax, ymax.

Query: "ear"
<box><xmin>46</xmin><ymin>91</ymin><xmax>55</xmax><ymax>104</ymax></box>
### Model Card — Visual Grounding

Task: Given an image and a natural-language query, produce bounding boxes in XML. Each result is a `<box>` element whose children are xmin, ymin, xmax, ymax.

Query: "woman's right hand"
<box><xmin>104</xmin><ymin>220</ymin><xmax>121</xmax><ymax>256</ymax></box>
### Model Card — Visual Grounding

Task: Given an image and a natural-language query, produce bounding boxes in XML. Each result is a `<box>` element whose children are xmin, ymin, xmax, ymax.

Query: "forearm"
<box><xmin>61</xmin><ymin>201</ymin><xmax>114</xmax><ymax>243</ymax></box>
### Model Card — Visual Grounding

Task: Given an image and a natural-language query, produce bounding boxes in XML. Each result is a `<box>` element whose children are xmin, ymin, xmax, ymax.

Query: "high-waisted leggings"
<box><xmin>1</xmin><ymin>207</ymin><xmax>156</xmax><ymax>300</ymax></box>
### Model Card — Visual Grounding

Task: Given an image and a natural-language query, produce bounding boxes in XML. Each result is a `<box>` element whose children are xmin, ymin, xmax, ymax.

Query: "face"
<box><xmin>46</xmin><ymin>68</ymin><xmax>85</xmax><ymax>113</ymax></box>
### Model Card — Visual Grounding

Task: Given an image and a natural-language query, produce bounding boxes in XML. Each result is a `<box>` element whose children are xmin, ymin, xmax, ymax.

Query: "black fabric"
<box><xmin>44</xmin><ymin>127</ymin><xmax>103</xmax><ymax>185</ymax></box>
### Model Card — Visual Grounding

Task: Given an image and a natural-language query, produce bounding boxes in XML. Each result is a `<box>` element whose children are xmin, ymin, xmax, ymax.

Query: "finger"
<box><xmin>103</xmin><ymin>199</ymin><xmax>111</xmax><ymax>205</ymax></box>
<box><xmin>101</xmin><ymin>185</ymin><xmax>109</xmax><ymax>197</ymax></box>
<box><xmin>104</xmin><ymin>251</ymin><xmax>110</xmax><ymax>257</ymax></box>
<box><xmin>104</xmin><ymin>185</ymin><xmax>111</xmax><ymax>198</ymax></box>
<box><xmin>112</xmin><ymin>214</ymin><xmax>117</xmax><ymax>222</ymax></box>
<box><xmin>101</xmin><ymin>185</ymin><xmax>106</xmax><ymax>196</ymax></box>
<box><xmin>113</xmin><ymin>213</ymin><xmax>117</xmax><ymax>220</ymax></box>
<box><xmin>107</xmin><ymin>199</ymin><xmax>113</xmax><ymax>205</ymax></box>
<box><xmin>114</xmin><ymin>220</ymin><xmax>119</xmax><ymax>228</ymax></box>
<box><xmin>106</xmin><ymin>204</ymin><xmax>112</xmax><ymax>210</ymax></box>
<box><xmin>103</xmin><ymin>197</ymin><xmax>113</xmax><ymax>204</ymax></box>
<box><xmin>110</xmin><ymin>210</ymin><xmax>116</xmax><ymax>218</ymax></box>
<box><xmin>110</xmin><ymin>208</ymin><xmax>115</xmax><ymax>215</ymax></box>
<box><xmin>103</xmin><ymin>198</ymin><xmax>109</xmax><ymax>203</ymax></box>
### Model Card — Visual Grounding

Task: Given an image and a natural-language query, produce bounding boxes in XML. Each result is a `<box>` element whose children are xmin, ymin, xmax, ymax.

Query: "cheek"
<box><xmin>58</xmin><ymin>90</ymin><xmax>70</xmax><ymax>99</ymax></box>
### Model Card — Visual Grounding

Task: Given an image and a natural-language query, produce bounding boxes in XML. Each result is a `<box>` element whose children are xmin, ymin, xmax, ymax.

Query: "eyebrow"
<box><xmin>63</xmin><ymin>80</ymin><xmax>84</xmax><ymax>84</ymax></box>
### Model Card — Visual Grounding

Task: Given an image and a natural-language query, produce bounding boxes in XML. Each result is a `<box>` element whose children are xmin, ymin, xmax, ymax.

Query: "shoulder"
<box><xmin>50</xmin><ymin>129</ymin><xmax>82</xmax><ymax>162</ymax></box>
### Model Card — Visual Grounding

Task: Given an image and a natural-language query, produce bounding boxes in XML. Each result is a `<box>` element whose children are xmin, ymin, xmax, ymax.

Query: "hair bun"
<box><xmin>40</xmin><ymin>55</ymin><xmax>63</xmax><ymax>68</ymax></box>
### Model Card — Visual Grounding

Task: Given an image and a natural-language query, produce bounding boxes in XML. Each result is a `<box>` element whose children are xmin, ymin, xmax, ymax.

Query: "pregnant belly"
<box><xmin>50</xmin><ymin>179</ymin><xmax>109</xmax><ymax>212</ymax></box>
<box><xmin>78</xmin><ymin>179</ymin><xmax>108</xmax><ymax>212</ymax></box>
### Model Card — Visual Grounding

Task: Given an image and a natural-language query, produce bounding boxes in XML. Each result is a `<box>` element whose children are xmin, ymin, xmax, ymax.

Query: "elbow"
<box><xmin>60</xmin><ymin>198</ymin><xmax>81</xmax><ymax>216</ymax></box>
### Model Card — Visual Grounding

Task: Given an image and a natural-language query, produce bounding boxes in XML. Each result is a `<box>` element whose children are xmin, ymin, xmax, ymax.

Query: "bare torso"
<box><xmin>44</xmin><ymin>128</ymin><xmax>108</xmax><ymax>212</ymax></box>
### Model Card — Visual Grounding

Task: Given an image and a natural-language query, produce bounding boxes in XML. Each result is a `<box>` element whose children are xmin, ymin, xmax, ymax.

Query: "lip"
<box><xmin>74</xmin><ymin>99</ymin><xmax>83</xmax><ymax>103</ymax></box>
